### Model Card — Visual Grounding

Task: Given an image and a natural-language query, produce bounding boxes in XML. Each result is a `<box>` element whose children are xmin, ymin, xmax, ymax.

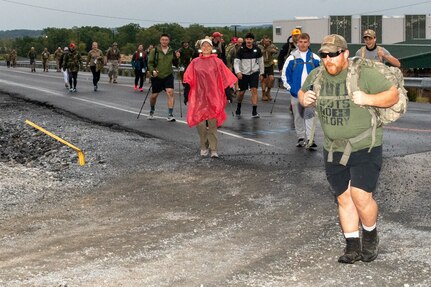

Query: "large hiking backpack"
<box><xmin>309</xmin><ymin>56</ymin><xmax>408</xmax><ymax>165</ymax></box>
<box><xmin>347</xmin><ymin>57</ymin><xmax>408</xmax><ymax>126</ymax></box>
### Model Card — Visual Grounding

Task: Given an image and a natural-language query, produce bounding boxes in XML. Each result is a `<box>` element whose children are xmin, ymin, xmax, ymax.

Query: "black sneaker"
<box><xmin>296</xmin><ymin>138</ymin><xmax>305</xmax><ymax>147</ymax></box>
<box><xmin>338</xmin><ymin>238</ymin><xmax>362</xmax><ymax>264</ymax></box>
<box><xmin>148</xmin><ymin>111</ymin><xmax>154</xmax><ymax>120</ymax></box>
<box><xmin>362</xmin><ymin>229</ymin><xmax>379</xmax><ymax>262</ymax></box>
<box><xmin>306</xmin><ymin>140</ymin><xmax>317</xmax><ymax>150</ymax></box>
<box><xmin>167</xmin><ymin>114</ymin><xmax>176</xmax><ymax>122</ymax></box>
<box><xmin>251</xmin><ymin>113</ymin><xmax>260</xmax><ymax>118</ymax></box>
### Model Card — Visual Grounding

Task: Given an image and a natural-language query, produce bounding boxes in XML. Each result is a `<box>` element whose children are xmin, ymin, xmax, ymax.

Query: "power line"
<box><xmin>2</xmin><ymin>0</ymin><xmax>431</xmax><ymax>27</ymax></box>
<box><xmin>0</xmin><ymin>0</ymin><xmax>271</xmax><ymax>26</ymax></box>
<box><xmin>358</xmin><ymin>1</ymin><xmax>431</xmax><ymax>15</ymax></box>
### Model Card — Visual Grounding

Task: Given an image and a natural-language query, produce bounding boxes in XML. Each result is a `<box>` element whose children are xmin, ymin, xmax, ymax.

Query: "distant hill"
<box><xmin>0</xmin><ymin>30</ymin><xmax>42</xmax><ymax>39</ymax></box>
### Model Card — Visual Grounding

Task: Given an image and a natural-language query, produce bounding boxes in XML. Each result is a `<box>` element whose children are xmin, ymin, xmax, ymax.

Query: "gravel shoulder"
<box><xmin>0</xmin><ymin>93</ymin><xmax>430</xmax><ymax>287</ymax></box>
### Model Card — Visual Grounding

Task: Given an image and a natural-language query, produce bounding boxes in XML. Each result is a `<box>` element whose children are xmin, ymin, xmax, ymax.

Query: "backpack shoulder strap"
<box><xmin>360</xmin><ymin>46</ymin><xmax>366</xmax><ymax>58</ymax></box>
<box><xmin>304</xmin><ymin>67</ymin><xmax>324</xmax><ymax>149</ymax></box>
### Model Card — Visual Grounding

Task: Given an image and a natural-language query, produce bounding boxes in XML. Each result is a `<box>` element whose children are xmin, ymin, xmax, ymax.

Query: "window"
<box><xmin>275</xmin><ymin>26</ymin><xmax>281</xmax><ymax>36</ymax></box>
<box><xmin>406</xmin><ymin>15</ymin><xmax>426</xmax><ymax>40</ymax></box>
<box><xmin>361</xmin><ymin>15</ymin><xmax>382</xmax><ymax>43</ymax></box>
<box><xmin>330</xmin><ymin>16</ymin><xmax>351</xmax><ymax>42</ymax></box>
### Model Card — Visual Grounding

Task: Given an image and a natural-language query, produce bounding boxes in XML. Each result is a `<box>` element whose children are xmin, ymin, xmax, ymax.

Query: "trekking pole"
<box><xmin>137</xmin><ymin>84</ymin><xmax>152</xmax><ymax>119</ymax></box>
<box><xmin>270</xmin><ymin>79</ymin><xmax>281</xmax><ymax>114</ymax></box>
<box><xmin>229</xmin><ymin>101</ymin><xmax>235</xmax><ymax>117</ymax></box>
<box><xmin>177</xmin><ymin>67</ymin><xmax>183</xmax><ymax>118</ymax></box>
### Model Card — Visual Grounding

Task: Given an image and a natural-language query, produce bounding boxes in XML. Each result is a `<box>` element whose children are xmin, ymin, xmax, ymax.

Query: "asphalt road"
<box><xmin>0</xmin><ymin>66</ymin><xmax>430</xmax><ymax>166</ymax></box>
<box><xmin>1</xmin><ymin>66</ymin><xmax>430</xmax><ymax>286</ymax></box>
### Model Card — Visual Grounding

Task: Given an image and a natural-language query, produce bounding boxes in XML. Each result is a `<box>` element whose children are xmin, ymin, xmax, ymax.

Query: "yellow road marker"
<box><xmin>25</xmin><ymin>120</ymin><xmax>85</xmax><ymax>166</ymax></box>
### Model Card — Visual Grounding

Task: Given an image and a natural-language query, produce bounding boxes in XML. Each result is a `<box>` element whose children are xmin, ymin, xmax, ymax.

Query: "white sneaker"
<box><xmin>200</xmin><ymin>149</ymin><xmax>209</xmax><ymax>156</ymax></box>
<box><xmin>148</xmin><ymin>112</ymin><xmax>154</xmax><ymax>120</ymax></box>
<box><xmin>210</xmin><ymin>151</ymin><xmax>219</xmax><ymax>158</ymax></box>
<box><xmin>167</xmin><ymin>115</ymin><xmax>176</xmax><ymax>122</ymax></box>
<box><xmin>251</xmin><ymin>113</ymin><xmax>260</xmax><ymax>118</ymax></box>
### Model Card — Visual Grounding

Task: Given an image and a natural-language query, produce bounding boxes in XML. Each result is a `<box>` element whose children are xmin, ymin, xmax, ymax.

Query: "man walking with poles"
<box><xmin>147</xmin><ymin>34</ymin><xmax>180</xmax><ymax>121</ymax></box>
<box><xmin>281</xmin><ymin>33</ymin><xmax>320</xmax><ymax>148</ymax></box>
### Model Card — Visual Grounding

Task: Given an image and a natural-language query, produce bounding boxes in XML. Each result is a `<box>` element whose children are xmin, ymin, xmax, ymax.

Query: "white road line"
<box><xmin>0</xmin><ymin>78</ymin><xmax>274</xmax><ymax>147</ymax></box>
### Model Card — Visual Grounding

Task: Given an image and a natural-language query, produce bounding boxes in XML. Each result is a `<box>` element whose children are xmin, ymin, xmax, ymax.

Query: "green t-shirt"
<box><xmin>302</xmin><ymin>64</ymin><xmax>393</xmax><ymax>153</ymax></box>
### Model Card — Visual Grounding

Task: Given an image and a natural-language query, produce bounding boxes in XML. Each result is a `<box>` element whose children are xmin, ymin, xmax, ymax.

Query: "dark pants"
<box><xmin>134</xmin><ymin>69</ymin><xmax>145</xmax><ymax>88</ymax></box>
<box><xmin>90</xmin><ymin>66</ymin><xmax>101</xmax><ymax>86</ymax></box>
<box><xmin>68</xmin><ymin>71</ymin><xmax>78</xmax><ymax>89</ymax></box>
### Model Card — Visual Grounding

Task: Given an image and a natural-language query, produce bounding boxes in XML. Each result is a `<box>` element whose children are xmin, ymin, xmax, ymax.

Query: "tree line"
<box><xmin>0</xmin><ymin>23</ymin><xmax>272</xmax><ymax>58</ymax></box>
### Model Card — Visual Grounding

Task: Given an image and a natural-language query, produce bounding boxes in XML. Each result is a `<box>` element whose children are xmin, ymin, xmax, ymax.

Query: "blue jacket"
<box><xmin>283</xmin><ymin>49</ymin><xmax>320</xmax><ymax>98</ymax></box>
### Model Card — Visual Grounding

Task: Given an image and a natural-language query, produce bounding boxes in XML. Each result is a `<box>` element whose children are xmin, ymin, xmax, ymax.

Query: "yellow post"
<box><xmin>25</xmin><ymin>120</ymin><xmax>85</xmax><ymax>166</ymax></box>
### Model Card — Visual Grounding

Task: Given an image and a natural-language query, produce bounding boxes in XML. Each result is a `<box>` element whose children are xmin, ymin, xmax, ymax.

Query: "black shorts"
<box><xmin>324</xmin><ymin>145</ymin><xmax>383</xmax><ymax>197</ymax></box>
<box><xmin>238</xmin><ymin>72</ymin><xmax>259</xmax><ymax>91</ymax></box>
<box><xmin>263</xmin><ymin>65</ymin><xmax>275</xmax><ymax>77</ymax></box>
<box><xmin>151</xmin><ymin>74</ymin><xmax>174</xmax><ymax>93</ymax></box>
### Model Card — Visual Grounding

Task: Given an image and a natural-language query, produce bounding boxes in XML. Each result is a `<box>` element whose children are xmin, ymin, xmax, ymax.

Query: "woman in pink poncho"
<box><xmin>183</xmin><ymin>38</ymin><xmax>237</xmax><ymax>158</ymax></box>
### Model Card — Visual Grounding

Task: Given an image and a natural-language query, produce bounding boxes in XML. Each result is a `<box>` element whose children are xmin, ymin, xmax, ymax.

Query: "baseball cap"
<box><xmin>318</xmin><ymin>34</ymin><xmax>348</xmax><ymax>53</ymax></box>
<box><xmin>291</xmin><ymin>29</ymin><xmax>301</xmax><ymax>36</ymax></box>
<box><xmin>212</xmin><ymin>32</ymin><xmax>223</xmax><ymax>37</ymax></box>
<box><xmin>363</xmin><ymin>29</ymin><xmax>376</xmax><ymax>38</ymax></box>
<box><xmin>200</xmin><ymin>38</ymin><xmax>213</xmax><ymax>47</ymax></box>
<box><xmin>69</xmin><ymin>43</ymin><xmax>76</xmax><ymax>49</ymax></box>
<box><xmin>231</xmin><ymin>36</ymin><xmax>238</xmax><ymax>43</ymax></box>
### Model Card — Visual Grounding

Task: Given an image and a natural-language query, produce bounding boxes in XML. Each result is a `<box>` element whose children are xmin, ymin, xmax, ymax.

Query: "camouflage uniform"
<box><xmin>64</xmin><ymin>46</ymin><xmax>82</xmax><ymax>91</ymax></box>
<box><xmin>28</xmin><ymin>48</ymin><xmax>37</xmax><ymax>72</ymax></box>
<box><xmin>41</xmin><ymin>48</ymin><xmax>50</xmax><ymax>72</ymax></box>
<box><xmin>258</xmin><ymin>38</ymin><xmax>279</xmax><ymax>101</ymax></box>
<box><xmin>106</xmin><ymin>42</ymin><xmax>121</xmax><ymax>83</ymax></box>
<box><xmin>86</xmin><ymin>46</ymin><xmax>104</xmax><ymax>90</ymax></box>
<box><xmin>54</xmin><ymin>47</ymin><xmax>63</xmax><ymax>72</ymax></box>
<box><xmin>9</xmin><ymin>49</ymin><xmax>17</xmax><ymax>67</ymax></box>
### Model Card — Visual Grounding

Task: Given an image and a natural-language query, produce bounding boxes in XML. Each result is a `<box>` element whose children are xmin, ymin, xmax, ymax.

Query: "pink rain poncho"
<box><xmin>183</xmin><ymin>54</ymin><xmax>237</xmax><ymax>127</ymax></box>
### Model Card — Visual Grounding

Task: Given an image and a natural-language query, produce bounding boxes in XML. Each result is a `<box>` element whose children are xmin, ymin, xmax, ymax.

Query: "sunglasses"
<box><xmin>319</xmin><ymin>50</ymin><xmax>345</xmax><ymax>59</ymax></box>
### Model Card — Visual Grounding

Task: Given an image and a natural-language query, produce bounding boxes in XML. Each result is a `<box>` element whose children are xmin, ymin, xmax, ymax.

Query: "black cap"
<box><xmin>245</xmin><ymin>32</ymin><xmax>255</xmax><ymax>39</ymax></box>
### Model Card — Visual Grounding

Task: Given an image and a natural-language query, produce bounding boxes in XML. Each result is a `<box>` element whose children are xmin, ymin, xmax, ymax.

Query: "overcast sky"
<box><xmin>1</xmin><ymin>0</ymin><xmax>430</xmax><ymax>30</ymax></box>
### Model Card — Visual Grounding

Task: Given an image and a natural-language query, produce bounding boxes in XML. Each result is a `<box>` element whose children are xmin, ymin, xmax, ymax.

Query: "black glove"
<box><xmin>183</xmin><ymin>84</ymin><xmax>190</xmax><ymax>105</ymax></box>
<box><xmin>225</xmin><ymin>87</ymin><xmax>234</xmax><ymax>102</ymax></box>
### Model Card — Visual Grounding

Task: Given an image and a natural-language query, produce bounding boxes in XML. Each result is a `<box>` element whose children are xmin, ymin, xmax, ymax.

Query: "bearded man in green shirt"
<box><xmin>299</xmin><ymin>34</ymin><xmax>399</xmax><ymax>264</ymax></box>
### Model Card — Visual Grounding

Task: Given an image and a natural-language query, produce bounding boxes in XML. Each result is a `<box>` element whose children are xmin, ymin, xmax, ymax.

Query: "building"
<box><xmin>273</xmin><ymin>14</ymin><xmax>431</xmax><ymax>69</ymax></box>
<box><xmin>273</xmin><ymin>15</ymin><xmax>431</xmax><ymax>44</ymax></box>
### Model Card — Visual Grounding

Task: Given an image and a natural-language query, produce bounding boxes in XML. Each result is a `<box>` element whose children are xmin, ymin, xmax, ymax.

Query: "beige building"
<box><xmin>273</xmin><ymin>15</ymin><xmax>431</xmax><ymax>44</ymax></box>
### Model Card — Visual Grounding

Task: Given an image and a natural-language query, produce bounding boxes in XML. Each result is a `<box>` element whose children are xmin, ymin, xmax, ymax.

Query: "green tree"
<box><xmin>116</xmin><ymin>23</ymin><xmax>141</xmax><ymax>47</ymax></box>
<box><xmin>8</xmin><ymin>23</ymin><xmax>273</xmax><ymax>58</ymax></box>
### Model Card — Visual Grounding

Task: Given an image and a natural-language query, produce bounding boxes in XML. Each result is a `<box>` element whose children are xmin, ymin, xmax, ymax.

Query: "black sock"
<box><xmin>252</xmin><ymin>106</ymin><xmax>257</xmax><ymax>114</ymax></box>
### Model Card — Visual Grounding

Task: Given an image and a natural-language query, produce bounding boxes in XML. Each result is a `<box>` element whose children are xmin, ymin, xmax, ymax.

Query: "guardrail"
<box><xmin>404</xmin><ymin>77</ymin><xmax>431</xmax><ymax>88</ymax></box>
<box><xmin>2</xmin><ymin>60</ymin><xmax>430</xmax><ymax>89</ymax></box>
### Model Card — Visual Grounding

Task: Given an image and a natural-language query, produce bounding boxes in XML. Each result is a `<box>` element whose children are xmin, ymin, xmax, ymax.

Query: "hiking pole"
<box><xmin>137</xmin><ymin>84</ymin><xmax>152</xmax><ymax>119</ymax></box>
<box><xmin>178</xmin><ymin>68</ymin><xmax>183</xmax><ymax>118</ymax></box>
<box><xmin>270</xmin><ymin>79</ymin><xmax>281</xmax><ymax>114</ymax></box>
<box><xmin>229</xmin><ymin>100</ymin><xmax>235</xmax><ymax>117</ymax></box>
